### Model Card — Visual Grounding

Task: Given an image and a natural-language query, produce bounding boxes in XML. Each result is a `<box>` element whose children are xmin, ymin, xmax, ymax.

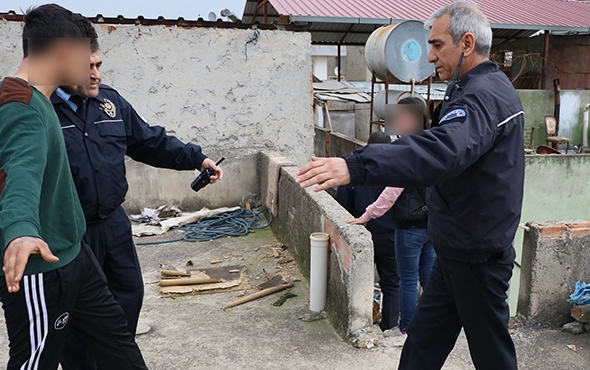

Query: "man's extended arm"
<box><xmin>346</xmin><ymin>101</ymin><xmax>496</xmax><ymax>188</ymax></box>
<box><xmin>0</xmin><ymin>104</ymin><xmax>58</xmax><ymax>292</ymax></box>
<box><xmin>298</xmin><ymin>97</ymin><xmax>496</xmax><ymax>191</ymax></box>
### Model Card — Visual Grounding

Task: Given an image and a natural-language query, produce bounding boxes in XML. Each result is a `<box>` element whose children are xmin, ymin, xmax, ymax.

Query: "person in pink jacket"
<box><xmin>348</xmin><ymin>97</ymin><xmax>436</xmax><ymax>335</ymax></box>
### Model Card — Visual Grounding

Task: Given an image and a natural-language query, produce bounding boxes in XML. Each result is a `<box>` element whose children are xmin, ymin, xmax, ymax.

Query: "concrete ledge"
<box><xmin>263</xmin><ymin>152</ymin><xmax>374</xmax><ymax>338</ymax></box>
<box><xmin>518</xmin><ymin>220</ymin><xmax>590</xmax><ymax>327</ymax></box>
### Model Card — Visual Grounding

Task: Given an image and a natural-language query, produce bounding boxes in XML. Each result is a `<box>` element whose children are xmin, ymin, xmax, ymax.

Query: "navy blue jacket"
<box><xmin>335</xmin><ymin>185</ymin><xmax>395</xmax><ymax>236</ymax></box>
<box><xmin>51</xmin><ymin>85</ymin><xmax>207</xmax><ymax>222</ymax></box>
<box><xmin>344</xmin><ymin>61</ymin><xmax>524</xmax><ymax>263</ymax></box>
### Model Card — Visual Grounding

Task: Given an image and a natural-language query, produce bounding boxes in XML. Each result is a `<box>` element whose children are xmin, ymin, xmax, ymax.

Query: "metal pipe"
<box><xmin>370</xmin><ymin>73</ymin><xmax>376</xmax><ymax>134</ymax></box>
<box><xmin>337</xmin><ymin>44</ymin><xmax>342</xmax><ymax>81</ymax></box>
<box><xmin>518</xmin><ymin>223</ymin><xmax>531</xmax><ymax>232</ymax></box>
<box><xmin>541</xmin><ymin>31</ymin><xmax>550</xmax><ymax>89</ymax></box>
<box><xmin>583</xmin><ymin>103</ymin><xmax>590</xmax><ymax>149</ymax></box>
<box><xmin>263</xmin><ymin>0</ymin><xmax>268</xmax><ymax>23</ymax></box>
<box><xmin>553</xmin><ymin>79</ymin><xmax>560</xmax><ymax>133</ymax></box>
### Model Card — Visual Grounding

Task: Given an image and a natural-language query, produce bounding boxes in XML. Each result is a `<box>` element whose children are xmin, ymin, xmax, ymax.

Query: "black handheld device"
<box><xmin>438</xmin><ymin>52</ymin><xmax>464</xmax><ymax>118</ymax></box>
<box><xmin>191</xmin><ymin>157</ymin><xmax>225</xmax><ymax>193</ymax></box>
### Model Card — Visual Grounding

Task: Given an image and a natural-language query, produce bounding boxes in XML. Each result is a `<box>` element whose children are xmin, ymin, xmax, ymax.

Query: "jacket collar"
<box><xmin>50</xmin><ymin>85</ymin><xmax>112</xmax><ymax>127</ymax></box>
<box><xmin>50</xmin><ymin>90</ymin><xmax>85</xmax><ymax>130</ymax></box>
<box><xmin>459</xmin><ymin>60</ymin><xmax>499</xmax><ymax>86</ymax></box>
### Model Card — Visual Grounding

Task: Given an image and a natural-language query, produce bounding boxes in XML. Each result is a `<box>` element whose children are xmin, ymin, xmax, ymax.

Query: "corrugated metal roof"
<box><xmin>0</xmin><ymin>11</ymin><xmax>279</xmax><ymax>31</ymax></box>
<box><xmin>244</xmin><ymin>0</ymin><xmax>590</xmax><ymax>31</ymax></box>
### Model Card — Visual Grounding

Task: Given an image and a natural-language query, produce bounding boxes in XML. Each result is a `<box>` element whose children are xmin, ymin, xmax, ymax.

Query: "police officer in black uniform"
<box><xmin>297</xmin><ymin>2</ymin><xmax>523</xmax><ymax>369</ymax></box>
<box><xmin>51</xmin><ymin>22</ymin><xmax>223</xmax><ymax>370</ymax></box>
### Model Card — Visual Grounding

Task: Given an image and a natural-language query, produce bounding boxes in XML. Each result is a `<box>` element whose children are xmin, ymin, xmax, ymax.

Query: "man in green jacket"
<box><xmin>0</xmin><ymin>4</ymin><xmax>147</xmax><ymax>369</ymax></box>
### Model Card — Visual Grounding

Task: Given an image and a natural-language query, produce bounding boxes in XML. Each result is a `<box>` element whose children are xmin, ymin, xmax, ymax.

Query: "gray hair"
<box><xmin>425</xmin><ymin>1</ymin><xmax>493</xmax><ymax>57</ymax></box>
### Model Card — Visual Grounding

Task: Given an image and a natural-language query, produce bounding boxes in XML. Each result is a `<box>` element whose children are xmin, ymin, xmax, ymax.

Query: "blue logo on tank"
<box><xmin>401</xmin><ymin>40</ymin><xmax>421</xmax><ymax>62</ymax></box>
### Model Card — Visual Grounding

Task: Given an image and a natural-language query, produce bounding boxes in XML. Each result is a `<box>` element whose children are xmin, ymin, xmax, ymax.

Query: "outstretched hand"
<box><xmin>3</xmin><ymin>237</ymin><xmax>59</xmax><ymax>293</ymax></box>
<box><xmin>296</xmin><ymin>156</ymin><xmax>351</xmax><ymax>192</ymax></box>
<box><xmin>201</xmin><ymin>158</ymin><xmax>223</xmax><ymax>183</ymax></box>
<box><xmin>346</xmin><ymin>218</ymin><xmax>367</xmax><ymax>226</ymax></box>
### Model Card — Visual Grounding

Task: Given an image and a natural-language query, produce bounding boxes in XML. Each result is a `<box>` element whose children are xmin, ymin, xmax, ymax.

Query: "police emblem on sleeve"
<box><xmin>439</xmin><ymin>108</ymin><xmax>466</xmax><ymax>124</ymax></box>
<box><xmin>100</xmin><ymin>98</ymin><xmax>117</xmax><ymax>118</ymax></box>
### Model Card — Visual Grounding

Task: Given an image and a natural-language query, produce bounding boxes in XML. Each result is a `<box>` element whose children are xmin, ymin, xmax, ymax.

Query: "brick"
<box><xmin>325</xmin><ymin>219</ymin><xmax>353</xmax><ymax>271</ymax></box>
<box><xmin>534</xmin><ymin>224</ymin><xmax>567</xmax><ymax>240</ymax></box>
<box><xmin>566</xmin><ymin>221</ymin><xmax>590</xmax><ymax>238</ymax></box>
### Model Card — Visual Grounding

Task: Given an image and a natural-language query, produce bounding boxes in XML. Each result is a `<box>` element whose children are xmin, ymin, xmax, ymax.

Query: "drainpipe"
<box><xmin>583</xmin><ymin>103</ymin><xmax>590</xmax><ymax>150</ymax></box>
<box><xmin>310</xmin><ymin>233</ymin><xmax>329</xmax><ymax>312</ymax></box>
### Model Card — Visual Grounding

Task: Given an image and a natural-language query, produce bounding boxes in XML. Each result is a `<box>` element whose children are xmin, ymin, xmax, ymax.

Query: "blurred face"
<box><xmin>427</xmin><ymin>14</ymin><xmax>463</xmax><ymax>81</ymax></box>
<box><xmin>57</xmin><ymin>38</ymin><xmax>90</xmax><ymax>86</ymax></box>
<box><xmin>64</xmin><ymin>51</ymin><xmax>102</xmax><ymax>98</ymax></box>
<box><xmin>28</xmin><ymin>38</ymin><xmax>90</xmax><ymax>86</ymax></box>
<box><xmin>387</xmin><ymin>105</ymin><xmax>423</xmax><ymax>136</ymax></box>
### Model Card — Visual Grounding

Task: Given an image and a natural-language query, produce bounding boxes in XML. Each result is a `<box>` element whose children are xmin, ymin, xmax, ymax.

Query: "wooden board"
<box><xmin>160</xmin><ymin>265</ymin><xmax>246</xmax><ymax>295</ymax></box>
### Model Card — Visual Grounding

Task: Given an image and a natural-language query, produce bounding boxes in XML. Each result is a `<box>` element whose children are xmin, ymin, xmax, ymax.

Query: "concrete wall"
<box><xmin>314</xmin><ymin>127</ymin><xmax>366</xmax><ymax>159</ymax></box>
<box><xmin>324</xmin><ymin>101</ymin><xmax>357</xmax><ymax>138</ymax></box>
<box><xmin>314</xmin><ymin>126</ymin><xmax>330</xmax><ymax>157</ymax></box>
<box><xmin>355</xmin><ymin>103</ymin><xmax>373</xmax><ymax>142</ymax></box>
<box><xmin>0</xmin><ymin>21</ymin><xmax>315</xmax><ymax>211</ymax></box>
<box><xmin>506</xmin><ymin>154</ymin><xmax>590</xmax><ymax>314</ymax></box>
<box><xmin>262</xmin><ymin>153</ymin><xmax>374</xmax><ymax>339</ymax></box>
<box><xmin>518</xmin><ymin>221</ymin><xmax>590</xmax><ymax>327</ymax></box>
<box><xmin>312</xmin><ymin>131</ymin><xmax>590</xmax><ymax>319</ymax></box>
<box><xmin>518</xmin><ymin>89</ymin><xmax>590</xmax><ymax>148</ymax></box>
<box><xmin>329</xmin><ymin>132</ymin><xmax>365</xmax><ymax>158</ymax></box>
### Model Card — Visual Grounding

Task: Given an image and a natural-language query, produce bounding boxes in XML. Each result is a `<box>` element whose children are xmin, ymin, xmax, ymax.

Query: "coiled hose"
<box><xmin>135</xmin><ymin>208</ymin><xmax>272</xmax><ymax>245</ymax></box>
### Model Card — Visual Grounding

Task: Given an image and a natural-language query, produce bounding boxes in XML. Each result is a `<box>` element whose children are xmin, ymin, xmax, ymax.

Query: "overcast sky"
<box><xmin>2</xmin><ymin>0</ymin><xmax>246</xmax><ymax>19</ymax></box>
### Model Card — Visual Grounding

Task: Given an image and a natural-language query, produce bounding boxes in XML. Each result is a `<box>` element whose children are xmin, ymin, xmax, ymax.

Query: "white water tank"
<box><xmin>365</xmin><ymin>21</ymin><xmax>434</xmax><ymax>83</ymax></box>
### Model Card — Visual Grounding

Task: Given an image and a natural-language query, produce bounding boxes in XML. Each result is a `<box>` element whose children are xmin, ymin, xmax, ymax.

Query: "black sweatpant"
<box><xmin>0</xmin><ymin>243</ymin><xmax>147</xmax><ymax>370</ymax></box>
<box><xmin>398</xmin><ymin>247</ymin><xmax>517</xmax><ymax>370</ymax></box>
<box><xmin>62</xmin><ymin>206</ymin><xmax>145</xmax><ymax>369</ymax></box>
<box><xmin>373</xmin><ymin>233</ymin><xmax>400</xmax><ymax>331</ymax></box>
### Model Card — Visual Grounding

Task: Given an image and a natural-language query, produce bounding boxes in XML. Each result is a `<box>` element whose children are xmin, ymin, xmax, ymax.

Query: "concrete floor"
<box><xmin>132</xmin><ymin>228</ymin><xmax>590</xmax><ymax>370</ymax></box>
<box><xmin>0</xmin><ymin>228</ymin><xmax>588</xmax><ymax>369</ymax></box>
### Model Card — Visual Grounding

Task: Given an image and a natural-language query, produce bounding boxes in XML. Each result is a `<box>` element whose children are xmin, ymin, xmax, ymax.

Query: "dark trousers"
<box><xmin>0</xmin><ymin>243</ymin><xmax>147</xmax><ymax>370</ymax></box>
<box><xmin>373</xmin><ymin>233</ymin><xmax>400</xmax><ymax>331</ymax></box>
<box><xmin>398</xmin><ymin>247</ymin><xmax>517</xmax><ymax>370</ymax></box>
<box><xmin>61</xmin><ymin>206</ymin><xmax>145</xmax><ymax>370</ymax></box>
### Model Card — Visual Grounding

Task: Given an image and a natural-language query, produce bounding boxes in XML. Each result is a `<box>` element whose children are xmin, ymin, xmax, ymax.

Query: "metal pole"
<box><xmin>263</xmin><ymin>1</ymin><xmax>268</xmax><ymax>23</ymax></box>
<box><xmin>370</xmin><ymin>73</ymin><xmax>376</xmax><ymax>134</ymax></box>
<box><xmin>337</xmin><ymin>44</ymin><xmax>342</xmax><ymax>82</ymax></box>
<box><xmin>553</xmin><ymin>78</ymin><xmax>561</xmax><ymax>134</ymax></box>
<box><xmin>541</xmin><ymin>31</ymin><xmax>550</xmax><ymax>89</ymax></box>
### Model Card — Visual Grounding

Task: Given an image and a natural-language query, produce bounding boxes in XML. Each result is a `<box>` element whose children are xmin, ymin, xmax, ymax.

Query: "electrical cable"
<box><xmin>135</xmin><ymin>208</ymin><xmax>272</xmax><ymax>245</ymax></box>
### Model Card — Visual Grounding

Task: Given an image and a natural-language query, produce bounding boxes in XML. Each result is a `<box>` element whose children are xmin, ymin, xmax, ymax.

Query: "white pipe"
<box><xmin>310</xmin><ymin>232</ymin><xmax>329</xmax><ymax>312</ymax></box>
<box><xmin>583</xmin><ymin>103</ymin><xmax>590</xmax><ymax>149</ymax></box>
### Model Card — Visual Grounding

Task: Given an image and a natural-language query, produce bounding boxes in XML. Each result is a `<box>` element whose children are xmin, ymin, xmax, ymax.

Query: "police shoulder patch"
<box><xmin>440</xmin><ymin>108</ymin><xmax>466</xmax><ymax>123</ymax></box>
